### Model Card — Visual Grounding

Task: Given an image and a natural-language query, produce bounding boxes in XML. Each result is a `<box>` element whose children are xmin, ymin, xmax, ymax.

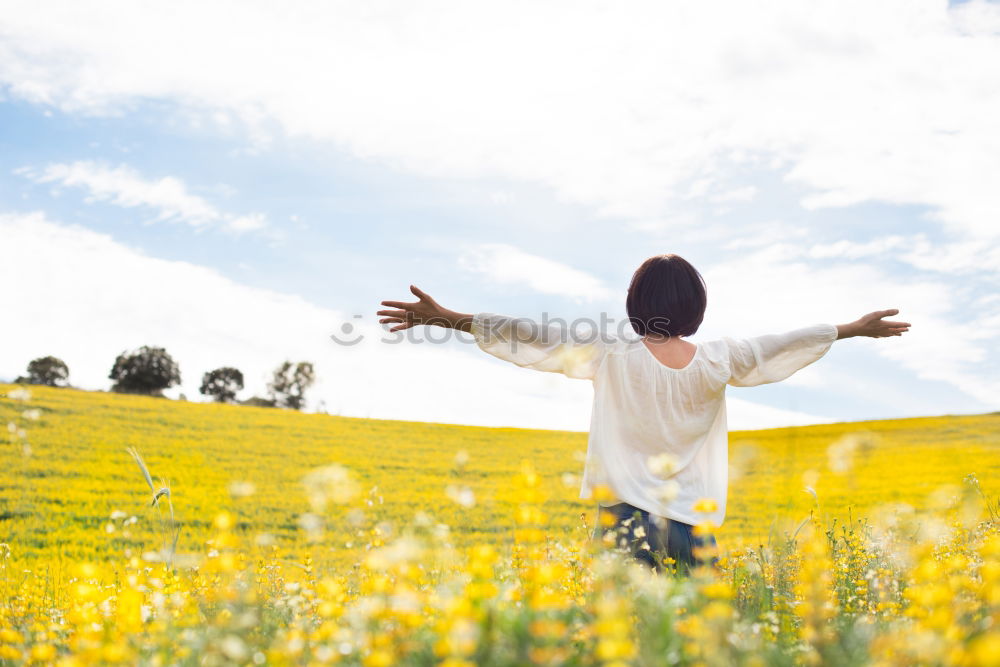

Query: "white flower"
<box><xmin>554</xmin><ymin>343</ymin><xmax>598</xmax><ymax>376</ymax></box>
<box><xmin>228</xmin><ymin>481</ymin><xmax>256</xmax><ymax>498</ymax></box>
<box><xmin>6</xmin><ymin>389</ymin><xmax>31</xmax><ymax>402</ymax></box>
<box><xmin>827</xmin><ymin>433</ymin><xmax>876</xmax><ymax>474</ymax></box>
<box><xmin>827</xmin><ymin>435</ymin><xmax>859</xmax><ymax>474</ymax></box>
<box><xmin>297</xmin><ymin>513</ymin><xmax>324</xmax><ymax>540</ymax></box>
<box><xmin>220</xmin><ymin>636</ymin><xmax>249</xmax><ymax>662</ymax></box>
<box><xmin>302</xmin><ymin>464</ymin><xmax>360</xmax><ymax>512</ymax></box>
<box><xmin>364</xmin><ymin>536</ymin><xmax>425</xmax><ymax>569</ymax></box>
<box><xmin>653</xmin><ymin>480</ymin><xmax>680</xmax><ymax>504</ymax></box>
<box><xmin>445</xmin><ymin>484</ymin><xmax>476</xmax><ymax>508</ymax></box>
<box><xmin>648</xmin><ymin>452</ymin><xmax>678</xmax><ymax>478</ymax></box>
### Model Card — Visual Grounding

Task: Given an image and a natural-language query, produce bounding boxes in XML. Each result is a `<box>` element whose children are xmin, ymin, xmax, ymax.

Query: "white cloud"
<box><xmin>1</xmin><ymin>1</ymin><xmax>998</xmax><ymax>236</ymax></box>
<box><xmin>698</xmin><ymin>244</ymin><xmax>1000</xmax><ymax>409</ymax></box>
<box><xmin>458</xmin><ymin>243</ymin><xmax>616</xmax><ymax>302</ymax></box>
<box><xmin>0</xmin><ymin>211</ymin><xmax>833</xmax><ymax>431</ymax></box>
<box><xmin>722</xmin><ymin>221</ymin><xmax>810</xmax><ymax>251</ymax></box>
<box><xmin>712</xmin><ymin>186</ymin><xmax>758</xmax><ymax>204</ymax></box>
<box><xmin>898</xmin><ymin>236</ymin><xmax>1000</xmax><ymax>279</ymax></box>
<box><xmin>726</xmin><ymin>397</ymin><xmax>832</xmax><ymax>431</ymax></box>
<box><xmin>800</xmin><ymin>233</ymin><xmax>1000</xmax><ymax>280</ymax></box>
<box><xmin>807</xmin><ymin>236</ymin><xmax>908</xmax><ymax>260</ymax></box>
<box><xmin>17</xmin><ymin>161</ymin><xmax>268</xmax><ymax>233</ymax></box>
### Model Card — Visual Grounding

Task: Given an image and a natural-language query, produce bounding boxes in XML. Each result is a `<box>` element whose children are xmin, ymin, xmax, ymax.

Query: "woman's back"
<box><xmin>641</xmin><ymin>336</ymin><xmax>697</xmax><ymax>370</ymax></box>
<box><xmin>585</xmin><ymin>335</ymin><xmax>733</xmax><ymax>526</ymax></box>
<box><xmin>469</xmin><ymin>313</ymin><xmax>840</xmax><ymax>527</ymax></box>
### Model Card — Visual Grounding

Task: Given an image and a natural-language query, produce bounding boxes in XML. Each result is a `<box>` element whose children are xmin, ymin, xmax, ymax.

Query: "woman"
<box><xmin>377</xmin><ymin>254</ymin><xmax>910</xmax><ymax>573</ymax></box>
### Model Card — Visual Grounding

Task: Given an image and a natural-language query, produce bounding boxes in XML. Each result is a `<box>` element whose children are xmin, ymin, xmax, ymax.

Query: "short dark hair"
<box><xmin>626</xmin><ymin>254</ymin><xmax>707</xmax><ymax>337</ymax></box>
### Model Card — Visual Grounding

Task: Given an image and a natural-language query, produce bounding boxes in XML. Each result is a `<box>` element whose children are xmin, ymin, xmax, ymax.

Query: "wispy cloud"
<box><xmin>458</xmin><ymin>243</ymin><xmax>616</xmax><ymax>303</ymax></box>
<box><xmin>1</xmin><ymin>2</ymin><xmax>999</xmax><ymax>237</ymax></box>
<box><xmin>16</xmin><ymin>161</ymin><xmax>267</xmax><ymax>234</ymax></box>
<box><xmin>701</xmin><ymin>243</ymin><xmax>1000</xmax><ymax>410</ymax></box>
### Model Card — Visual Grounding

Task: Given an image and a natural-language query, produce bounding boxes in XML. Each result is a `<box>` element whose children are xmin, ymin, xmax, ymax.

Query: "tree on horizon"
<box><xmin>199</xmin><ymin>367</ymin><xmax>244</xmax><ymax>403</ymax></box>
<box><xmin>109</xmin><ymin>346</ymin><xmax>181</xmax><ymax>396</ymax></box>
<box><xmin>16</xmin><ymin>356</ymin><xmax>70</xmax><ymax>387</ymax></box>
<box><xmin>267</xmin><ymin>361</ymin><xmax>315</xmax><ymax>410</ymax></box>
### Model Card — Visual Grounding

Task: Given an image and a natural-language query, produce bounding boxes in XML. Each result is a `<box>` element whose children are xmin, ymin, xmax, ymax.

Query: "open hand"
<box><xmin>838</xmin><ymin>309</ymin><xmax>911</xmax><ymax>339</ymax></box>
<box><xmin>378</xmin><ymin>286</ymin><xmax>471</xmax><ymax>332</ymax></box>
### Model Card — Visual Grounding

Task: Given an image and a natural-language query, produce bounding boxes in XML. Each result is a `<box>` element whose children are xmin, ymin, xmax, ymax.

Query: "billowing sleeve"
<box><xmin>726</xmin><ymin>324</ymin><xmax>838</xmax><ymax>387</ymax></box>
<box><xmin>470</xmin><ymin>313</ymin><xmax>608</xmax><ymax>380</ymax></box>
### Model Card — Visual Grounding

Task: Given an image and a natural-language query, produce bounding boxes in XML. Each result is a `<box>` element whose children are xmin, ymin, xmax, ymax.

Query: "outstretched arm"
<box><xmin>728</xmin><ymin>309</ymin><xmax>910</xmax><ymax>387</ymax></box>
<box><xmin>378</xmin><ymin>286</ymin><xmax>606</xmax><ymax>379</ymax></box>
<box><xmin>835</xmin><ymin>309</ymin><xmax>911</xmax><ymax>340</ymax></box>
<box><xmin>378</xmin><ymin>285</ymin><xmax>473</xmax><ymax>332</ymax></box>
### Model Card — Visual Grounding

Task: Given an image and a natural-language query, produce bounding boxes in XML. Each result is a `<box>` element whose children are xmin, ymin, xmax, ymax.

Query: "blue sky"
<box><xmin>1</xmin><ymin>1</ymin><xmax>998</xmax><ymax>431</ymax></box>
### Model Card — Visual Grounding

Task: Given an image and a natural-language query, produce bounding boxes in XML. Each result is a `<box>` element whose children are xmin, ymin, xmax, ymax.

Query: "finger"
<box><xmin>876</xmin><ymin>309</ymin><xmax>900</xmax><ymax>318</ymax></box>
<box><xmin>380</xmin><ymin>300</ymin><xmax>417</xmax><ymax>309</ymax></box>
<box><xmin>379</xmin><ymin>317</ymin><xmax>404</xmax><ymax>324</ymax></box>
<box><xmin>389</xmin><ymin>322</ymin><xmax>415</xmax><ymax>332</ymax></box>
<box><xmin>412</xmin><ymin>285</ymin><xmax>440</xmax><ymax>307</ymax></box>
<box><xmin>376</xmin><ymin>309</ymin><xmax>409</xmax><ymax>318</ymax></box>
<box><xmin>883</xmin><ymin>321</ymin><xmax>911</xmax><ymax>327</ymax></box>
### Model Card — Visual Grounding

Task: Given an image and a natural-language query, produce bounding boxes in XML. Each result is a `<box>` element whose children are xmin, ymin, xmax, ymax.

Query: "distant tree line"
<box><xmin>11</xmin><ymin>350</ymin><xmax>316</xmax><ymax>411</ymax></box>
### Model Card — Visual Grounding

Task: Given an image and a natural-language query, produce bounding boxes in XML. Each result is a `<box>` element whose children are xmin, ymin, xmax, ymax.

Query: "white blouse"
<box><xmin>470</xmin><ymin>313</ymin><xmax>839</xmax><ymax>527</ymax></box>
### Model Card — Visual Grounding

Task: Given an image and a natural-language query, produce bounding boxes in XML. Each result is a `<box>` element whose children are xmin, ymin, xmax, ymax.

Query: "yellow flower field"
<box><xmin>1</xmin><ymin>384</ymin><xmax>999</xmax><ymax>665</ymax></box>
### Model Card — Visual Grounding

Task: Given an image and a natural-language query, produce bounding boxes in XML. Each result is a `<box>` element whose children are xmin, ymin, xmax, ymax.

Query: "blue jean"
<box><xmin>592</xmin><ymin>502</ymin><xmax>718</xmax><ymax>574</ymax></box>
